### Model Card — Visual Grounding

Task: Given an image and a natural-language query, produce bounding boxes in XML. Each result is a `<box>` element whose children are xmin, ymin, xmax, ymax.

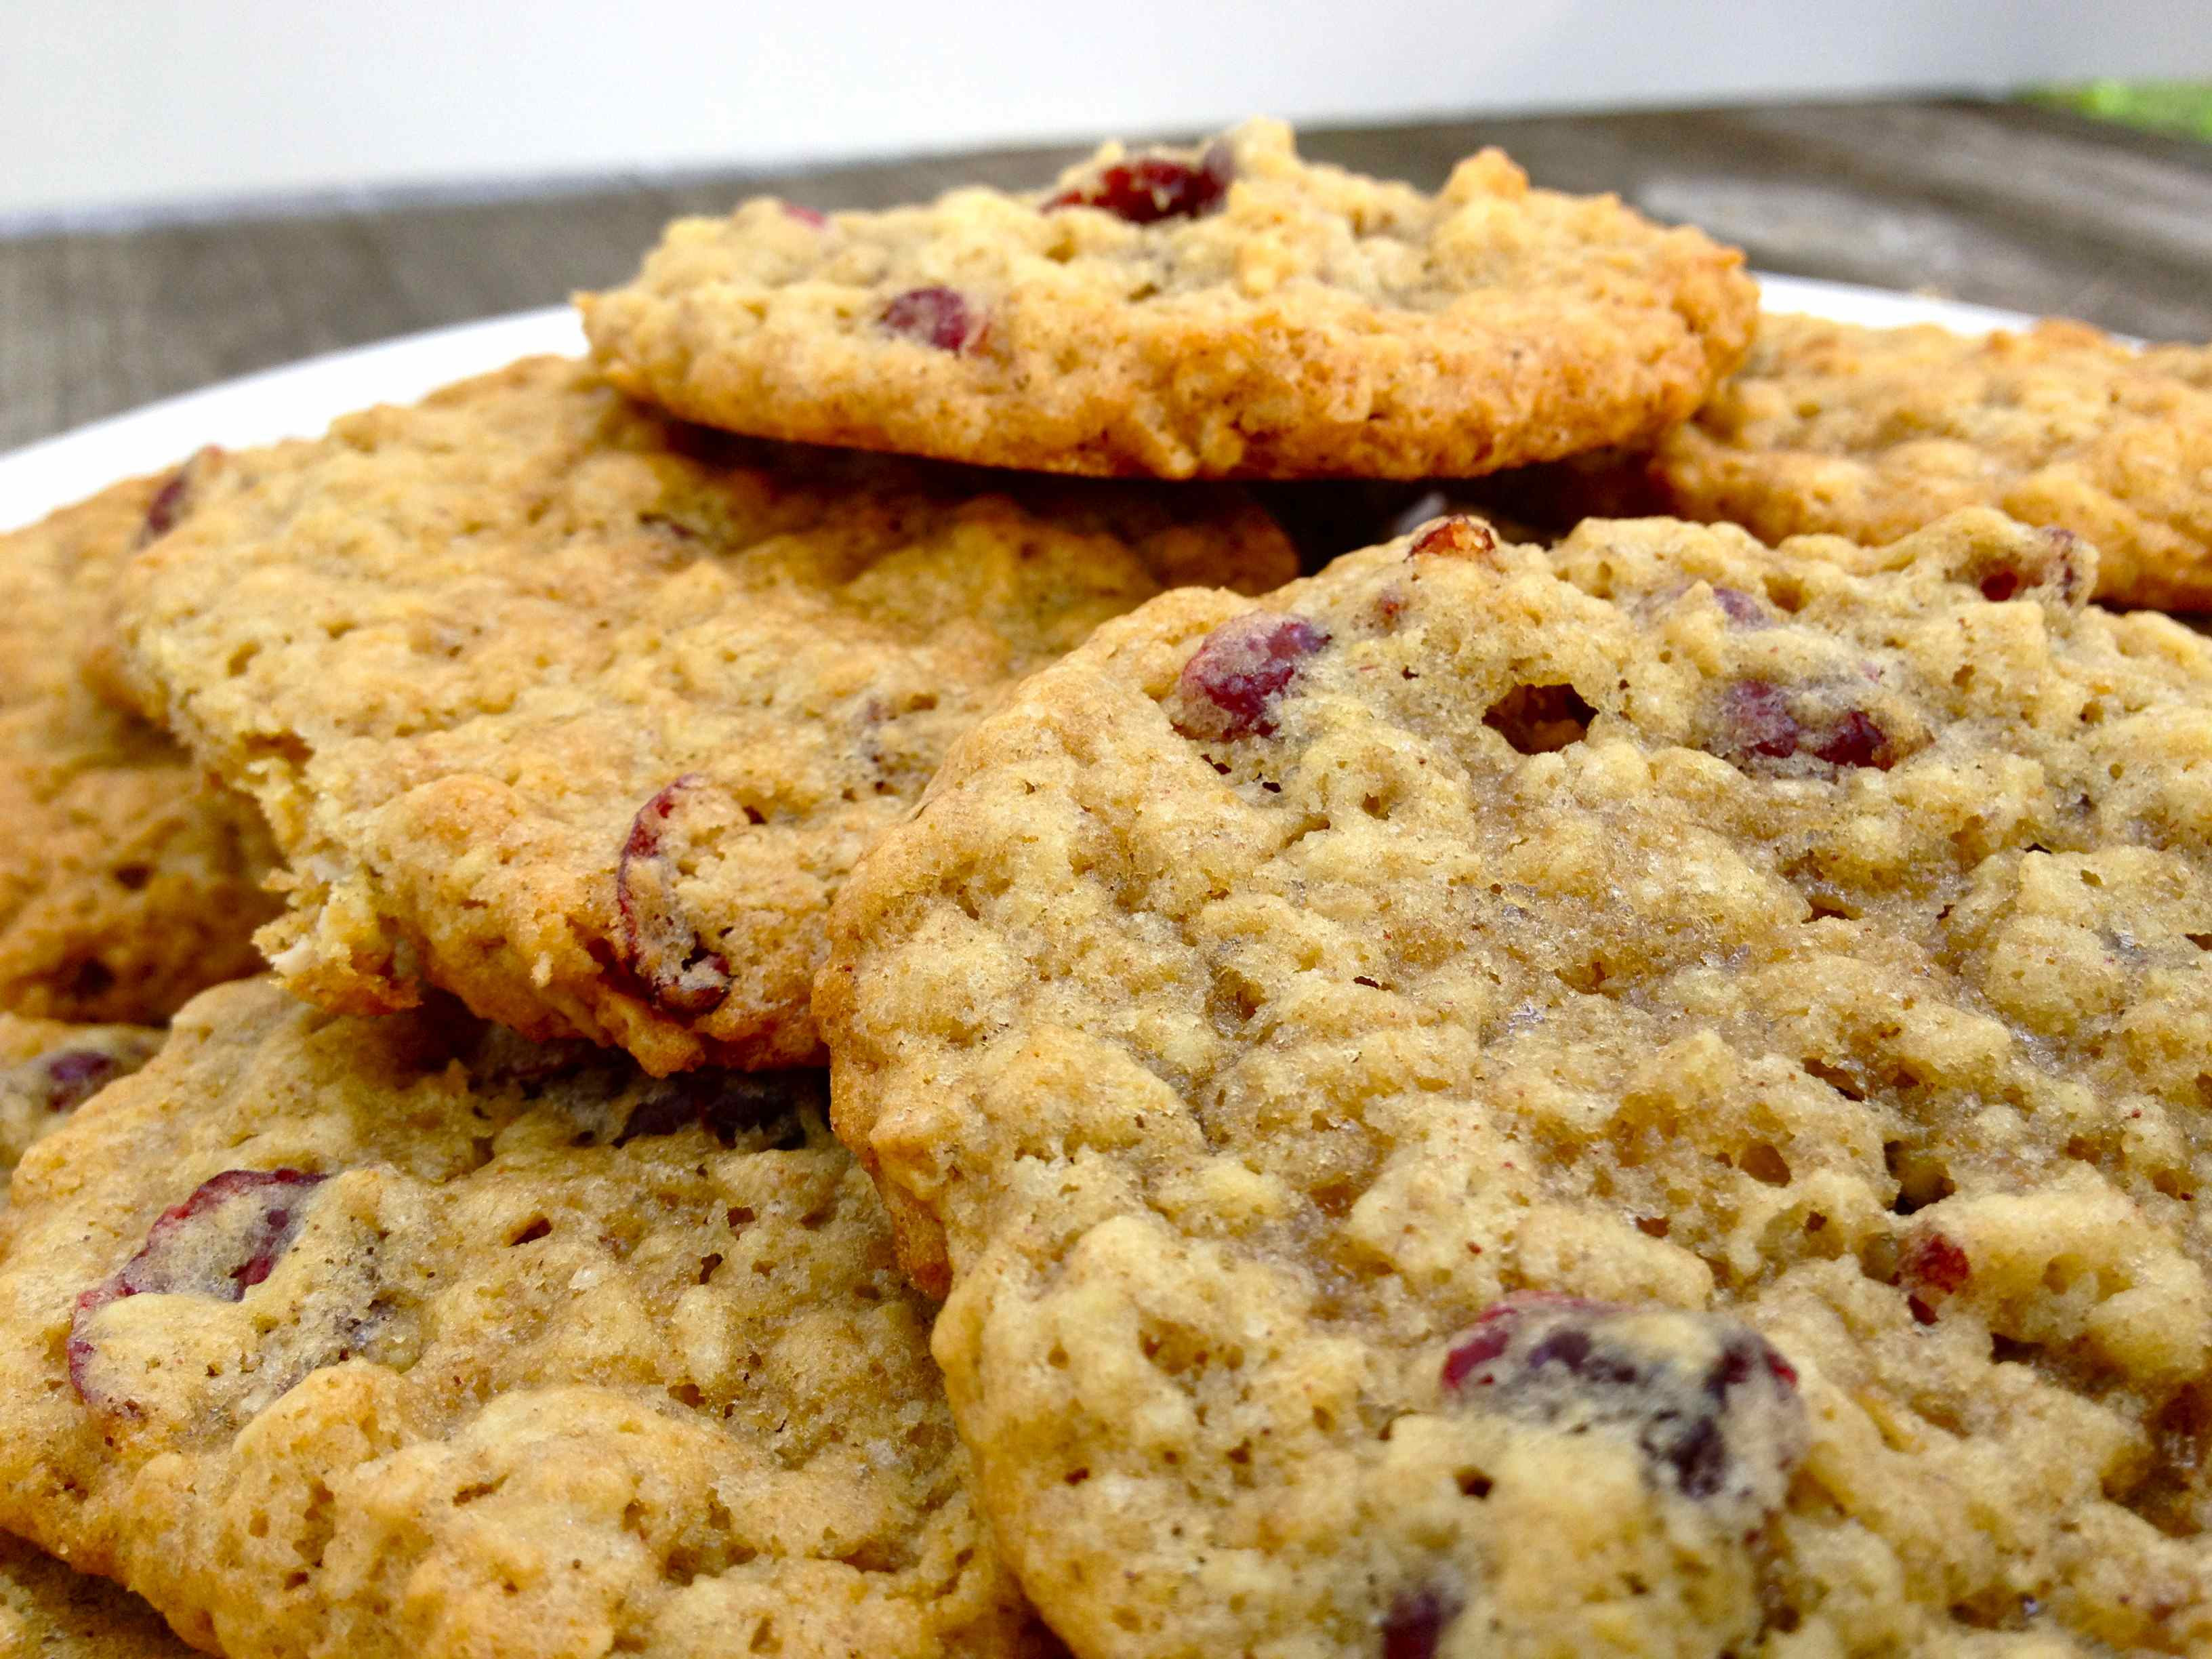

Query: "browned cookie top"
<box><xmin>1643</xmin><ymin>313</ymin><xmax>2212</xmax><ymax>611</ymax></box>
<box><xmin>0</xmin><ymin>977</ymin><xmax>1044</xmax><ymax>1659</ymax></box>
<box><xmin>581</xmin><ymin>119</ymin><xmax>1756</xmax><ymax>480</ymax></box>
<box><xmin>821</xmin><ymin>510</ymin><xmax>2212</xmax><ymax>1656</ymax></box>
<box><xmin>113</xmin><ymin>356</ymin><xmax>1295</xmax><ymax>1074</ymax></box>
<box><xmin>0</xmin><ymin>469</ymin><xmax>280</xmax><ymax>1023</ymax></box>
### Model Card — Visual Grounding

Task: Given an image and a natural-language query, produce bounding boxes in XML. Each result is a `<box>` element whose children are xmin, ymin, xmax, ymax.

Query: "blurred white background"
<box><xmin>3</xmin><ymin>0</ymin><xmax>2201</xmax><ymax>223</ymax></box>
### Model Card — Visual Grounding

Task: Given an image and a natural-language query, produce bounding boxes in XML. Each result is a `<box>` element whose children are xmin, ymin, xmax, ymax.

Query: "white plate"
<box><xmin>0</xmin><ymin>274</ymin><xmax>2035</xmax><ymax>534</ymax></box>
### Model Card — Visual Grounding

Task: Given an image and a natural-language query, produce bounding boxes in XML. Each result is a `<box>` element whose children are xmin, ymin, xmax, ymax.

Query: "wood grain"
<box><xmin>2</xmin><ymin>98</ymin><xmax>2207</xmax><ymax>453</ymax></box>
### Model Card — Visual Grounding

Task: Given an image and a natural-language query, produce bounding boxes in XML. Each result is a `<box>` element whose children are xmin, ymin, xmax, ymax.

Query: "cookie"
<box><xmin>819</xmin><ymin>510</ymin><xmax>2212</xmax><ymax>1655</ymax></box>
<box><xmin>579</xmin><ymin>119</ymin><xmax>1757</xmax><ymax>481</ymax></box>
<box><xmin>112</xmin><ymin>356</ymin><xmax>1295</xmax><ymax>1075</ymax></box>
<box><xmin>0</xmin><ymin>1012</ymin><xmax>163</xmax><ymax>1181</ymax></box>
<box><xmin>0</xmin><ymin>976</ymin><xmax>1044</xmax><ymax>1659</ymax></box>
<box><xmin>1629</xmin><ymin>312</ymin><xmax>2212</xmax><ymax>611</ymax></box>
<box><xmin>0</xmin><ymin>471</ymin><xmax>281</xmax><ymax>1023</ymax></box>
<box><xmin>0</xmin><ymin>1534</ymin><xmax>194</xmax><ymax>1659</ymax></box>
<box><xmin>0</xmin><ymin>1020</ymin><xmax>183</xmax><ymax>1658</ymax></box>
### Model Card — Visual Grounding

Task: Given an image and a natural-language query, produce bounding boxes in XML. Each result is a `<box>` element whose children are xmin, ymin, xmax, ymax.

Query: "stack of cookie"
<box><xmin>2</xmin><ymin>119</ymin><xmax>2210</xmax><ymax>1659</ymax></box>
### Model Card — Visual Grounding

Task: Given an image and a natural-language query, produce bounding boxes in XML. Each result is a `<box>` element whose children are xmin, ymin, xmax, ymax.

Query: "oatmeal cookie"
<box><xmin>0</xmin><ymin>1022</ymin><xmax>182</xmax><ymax>1658</ymax></box>
<box><xmin>0</xmin><ymin>1012</ymin><xmax>163</xmax><ymax>1177</ymax></box>
<box><xmin>579</xmin><ymin>119</ymin><xmax>1756</xmax><ymax>480</ymax></box>
<box><xmin>1634</xmin><ymin>313</ymin><xmax>2212</xmax><ymax>611</ymax></box>
<box><xmin>0</xmin><ymin>471</ymin><xmax>280</xmax><ymax>1022</ymax></box>
<box><xmin>112</xmin><ymin>356</ymin><xmax>1294</xmax><ymax>1075</ymax></box>
<box><xmin>820</xmin><ymin>510</ymin><xmax>2212</xmax><ymax>1656</ymax></box>
<box><xmin>0</xmin><ymin>976</ymin><xmax>1042</xmax><ymax>1659</ymax></box>
<box><xmin>0</xmin><ymin>1534</ymin><xmax>194</xmax><ymax>1659</ymax></box>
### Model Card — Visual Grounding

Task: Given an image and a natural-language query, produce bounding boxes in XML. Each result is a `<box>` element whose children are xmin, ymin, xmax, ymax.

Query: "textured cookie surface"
<box><xmin>0</xmin><ymin>1019</ymin><xmax>183</xmax><ymax>1658</ymax></box>
<box><xmin>114</xmin><ymin>356</ymin><xmax>1294</xmax><ymax>1074</ymax></box>
<box><xmin>0</xmin><ymin>976</ymin><xmax>1041</xmax><ymax>1659</ymax></box>
<box><xmin>0</xmin><ymin>1534</ymin><xmax>195</xmax><ymax>1659</ymax></box>
<box><xmin>1637</xmin><ymin>313</ymin><xmax>2212</xmax><ymax>611</ymax></box>
<box><xmin>580</xmin><ymin>119</ymin><xmax>1755</xmax><ymax>480</ymax></box>
<box><xmin>0</xmin><ymin>472</ymin><xmax>280</xmax><ymax>1022</ymax></box>
<box><xmin>0</xmin><ymin>1011</ymin><xmax>163</xmax><ymax>1180</ymax></box>
<box><xmin>821</xmin><ymin>510</ymin><xmax>2212</xmax><ymax>1656</ymax></box>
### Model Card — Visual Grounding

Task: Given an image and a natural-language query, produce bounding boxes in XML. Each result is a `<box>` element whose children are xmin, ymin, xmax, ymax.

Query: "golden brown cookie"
<box><xmin>579</xmin><ymin>119</ymin><xmax>1757</xmax><ymax>480</ymax></box>
<box><xmin>820</xmin><ymin>510</ymin><xmax>2212</xmax><ymax>1656</ymax></box>
<box><xmin>1635</xmin><ymin>312</ymin><xmax>2212</xmax><ymax>611</ymax></box>
<box><xmin>0</xmin><ymin>470</ymin><xmax>280</xmax><ymax>1023</ymax></box>
<box><xmin>0</xmin><ymin>977</ymin><xmax>1046</xmax><ymax>1659</ymax></box>
<box><xmin>0</xmin><ymin>1012</ymin><xmax>162</xmax><ymax>1180</ymax></box>
<box><xmin>112</xmin><ymin>356</ymin><xmax>1294</xmax><ymax>1076</ymax></box>
<box><xmin>0</xmin><ymin>1018</ymin><xmax>184</xmax><ymax>1658</ymax></box>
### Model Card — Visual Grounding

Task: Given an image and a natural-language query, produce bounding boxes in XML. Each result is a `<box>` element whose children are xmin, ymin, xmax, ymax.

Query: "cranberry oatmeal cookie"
<box><xmin>0</xmin><ymin>1012</ymin><xmax>162</xmax><ymax>1178</ymax></box>
<box><xmin>1627</xmin><ymin>313</ymin><xmax>2212</xmax><ymax>611</ymax></box>
<box><xmin>112</xmin><ymin>356</ymin><xmax>1293</xmax><ymax>1075</ymax></box>
<box><xmin>0</xmin><ymin>470</ymin><xmax>280</xmax><ymax>1022</ymax></box>
<box><xmin>0</xmin><ymin>976</ymin><xmax>1043</xmax><ymax>1659</ymax></box>
<box><xmin>579</xmin><ymin>119</ymin><xmax>1756</xmax><ymax>481</ymax></box>
<box><xmin>820</xmin><ymin>510</ymin><xmax>2212</xmax><ymax>1656</ymax></box>
<box><xmin>0</xmin><ymin>1021</ymin><xmax>182</xmax><ymax>1657</ymax></box>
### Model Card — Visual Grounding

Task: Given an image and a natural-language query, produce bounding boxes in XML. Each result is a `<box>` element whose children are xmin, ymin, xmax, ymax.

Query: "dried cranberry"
<box><xmin>137</xmin><ymin>447</ymin><xmax>222</xmax><ymax>547</ymax></box>
<box><xmin>1723</xmin><ymin>680</ymin><xmax>1802</xmax><ymax>760</ymax></box>
<box><xmin>1978</xmin><ymin>568</ymin><xmax>2021</xmax><ymax>602</ymax></box>
<box><xmin>41</xmin><ymin>1049</ymin><xmax>123</xmax><ymax>1112</ymax></box>
<box><xmin>1711</xmin><ymin>586</ymin><xmax>1767</xmax><ymax>626</ymax></box>
<box><xmin>1380</xmin><ymin>1584</ymin><xmax>1462</xmax><ymax>1659</ymax></box>
<box><xmin>881</xmin><ymin>287</ymin><xmax>985</xmax><ymax>353</ymax></box>
<box><xmin>69</xmin><ymin>1169</ymin><xmax>325</xmax><ymax>1408</ymax></box>
<box><xmin>782</xmin><ymin>203</ymin><xmax>828</xmax><ymax>227</ymax></box>
<box><xmin>1721</xmin><ymin>683</ymin><xmax>1893</xmax><ymax>772</ymax></box>
<box><xmin>1902</xmin><ymin>1232</ymin><xmax>1972</xmax><ymax>1302</ymax></box>
<box><xmin>1408</xmin><ymin>515</ymin><xmax>1496</xmax><ymax>560</ymax></box>
<box><xmin>1441</xmin><ymin>1292</ymin><xmax>1607</xmax><ymax>1389</ymax></box>
<box><xmin>1046</xmin><ymin>142</ymin><xmax>1233</xmax><ymax>224</ymax></box>
<box><xmin>1809</xmin><ymin>710</ymin><xmax>1891</xmax><ymax>770</ymax></box>
<box><xmin>1173</xmin><ymin>613</ymin><xmax>1329</xmax><ymax>741</ymax></box>
<box><xmin>615</xmin><ymin>776</ymin><xmax>733</xmax><ymax>1019</ymax></box>
<box><xmin>1443</xmin><ymin>1295</ymin><xmax>1806</xmax><ymax>1515</ymax></box>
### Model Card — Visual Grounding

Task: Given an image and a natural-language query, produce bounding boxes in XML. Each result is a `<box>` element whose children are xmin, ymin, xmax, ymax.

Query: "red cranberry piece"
<box><xmin>880</xmin><ymin>287</ymin><xmax>985</xmax><ymax>353</ymax></box>
<box><xmin>1900</xmin><ymin>1231</ymin><xmax>1971</xmax><ymax>1324</ymax></box>
<box><xmin>1046</xmin><ymin>141</ymin><xmax>1233</xmax><ymax>224</ymax></box>
<box><xmin>1380</xmin><ymin>1584</ymin><xmax>1462</xmax><ymax>1659</ymax></box>
<box><xmin>1711</xmin><ymin>585</ymin><xmax>1767</xmax><ymax>626</ymax></box>
<box><xmin>39</xmin><ymin>1048</ymin><xmax>130</xmax><ymax>1112</ymax></box>
<box><xmin>1723</xmin><ymin>680</ymin><xmax>1801</xmax><ymax>760</ymax></box>
<box><xmin>1443</xmin><ymin>1295</ymin><xmax>1806</xmax><ymax>1513</ymax></box>
<box><xmin>137</xmin><ymin>446</ymin><xmax>222</xmax><ymax>548</ymax></box>
<box><xmin>1173</xmin><ymin>613</ymin><xmax>1330</xmax><ymax>741</ymax></box>
<box><xmin>1979</xmin><ymin>568</ymin><xmax>2021</xmax><ymax>602</ymax></box>
<box><xmin>782</xmin><ymin>203</ymin><xmax>828</xmax><ymax>228</ymax></box>
<box><xmin>69</xmin><ymin>1168</ymin><xmax>325</xmax><ymax>1408</ymax></box>
<box><xmin>1408</xmin><ymin>515</ymin><xmax>1496</xmax><ymax>560</ymax></box>
<box><xmin>1809</xmin><ymin>710</ymin><xmax>1892</xmax><ymax>770</ymax></box>
<box><xmin>1721</xmin><ymin>683</ymin><xmax>1893</xmax><ymax>773</ymax></box>
<box><xmin>1441</xmin><ymin>1292</ymin><xmax>1609</xmax><ymax>1389</ymax></box>
<box><xmin>615</xmin><ymin>776</ymin><xmax>733</xmax><ymax>1019</ymax></box>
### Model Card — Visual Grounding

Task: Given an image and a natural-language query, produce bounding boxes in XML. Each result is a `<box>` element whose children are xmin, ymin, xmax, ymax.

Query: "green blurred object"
<box><xmin>2026</xmin><ymin>81</ymin><xmax>2212</xmax><ymax>142</ymax></box>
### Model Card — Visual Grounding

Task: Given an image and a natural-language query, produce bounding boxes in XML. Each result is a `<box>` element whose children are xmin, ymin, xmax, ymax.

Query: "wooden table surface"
<box><xmin>3</xmin><ymin>96</ymin><xmax>2208</xmax><ymax>455</ymax></box>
